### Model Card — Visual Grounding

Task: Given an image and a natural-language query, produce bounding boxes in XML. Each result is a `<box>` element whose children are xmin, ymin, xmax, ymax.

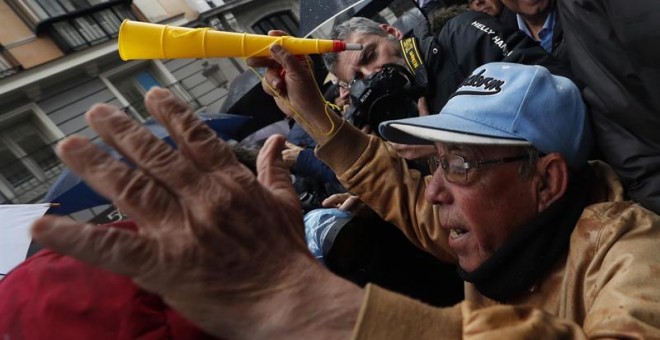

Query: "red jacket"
<box><xmin>0</xmin><ymin>220</ymin><xmax>216</xmax><ymax>339</ymax></box>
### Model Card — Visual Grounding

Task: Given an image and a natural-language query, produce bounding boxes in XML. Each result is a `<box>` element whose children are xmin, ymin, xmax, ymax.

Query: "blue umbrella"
<box><xmin>44</xmin><ymin>113</ymin><xmax>250</xmax><ymax>216</ymax></box>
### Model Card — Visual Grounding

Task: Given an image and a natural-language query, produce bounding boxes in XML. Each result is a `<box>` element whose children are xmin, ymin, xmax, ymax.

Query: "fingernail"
<box><xmin>31</xmin><ymin>215</ymin><xmax>57</xmax><ymax>237</ymax></box>
<box><xmin>270</xmin><ymin>44</ymin><xmax>283</xmax><ymax>53</ymax></box>
<box><xmin>57</xmin><ymin>135</ymin><xmax>89</xmax><ymax>155</ymax></box>
<box><xmin>147</xmin><ymin>87</ymin><xmax>170</xmax><ymax>100</ymax></box>
<box><xmin>271</xmin><ymin>78</ymin><xmax>281</xmax><ymax>90</ymax></box>
<box><xmin>86</xmin><ymin>104</ymin><xmax>115</xmax><ymax>123</ymax></box>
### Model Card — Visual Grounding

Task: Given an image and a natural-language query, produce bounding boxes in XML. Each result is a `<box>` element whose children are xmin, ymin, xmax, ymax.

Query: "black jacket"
<box><xmin>558</xmin><ymin>0</ymin><xmax>660</xmax><ymax>213</ymax></box>
<box><xmin>417</xmin><ymin>11</ymin><xmax>570</xmax><ymax>114</ymax></box>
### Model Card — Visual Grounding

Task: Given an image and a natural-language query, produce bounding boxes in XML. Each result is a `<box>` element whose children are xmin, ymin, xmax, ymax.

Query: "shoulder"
<box><xmin>572</xmin><ymin>160</ymin><xmax>660</xmax><ymax>260</ymax></box>
<box><xmin>575</xmin><ymin>193</ymin><xmax>660</xmax><ymax>262</ymax></box>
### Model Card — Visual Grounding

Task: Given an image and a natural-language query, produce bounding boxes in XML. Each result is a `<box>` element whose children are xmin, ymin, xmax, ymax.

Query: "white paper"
<box><xmin>0</xmin><ymin>204</ymin><xmax>50</xmax><ymax>276</ymax></box>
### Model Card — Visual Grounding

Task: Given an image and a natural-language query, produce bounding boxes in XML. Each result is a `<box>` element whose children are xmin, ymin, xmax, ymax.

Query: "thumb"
<box><xmin>257</xmin><ymin>134</ymin><xmax>298</xmax><ymax>204</ymax></box>
<box><xmin>31</xmin><ymin>215</ymin><xmax>155</xmax><ymax>278</ymax></box>
<box><xmin>267</xmin><ymin>29</ymin><xmax>288</xmax><ymax>37</ymax></box>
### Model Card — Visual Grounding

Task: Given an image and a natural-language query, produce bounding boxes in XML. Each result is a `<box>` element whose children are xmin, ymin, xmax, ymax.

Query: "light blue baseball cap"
<box><xmin>379</xmin><ymin>62</ymin><xmax>593</xmax><ymax>169</ymax></box>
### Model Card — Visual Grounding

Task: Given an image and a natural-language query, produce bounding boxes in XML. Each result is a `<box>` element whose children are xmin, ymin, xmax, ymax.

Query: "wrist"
<box><xmin>292</xmin><ymin>100</ymin><xmax>343</xmax><ymax>146</ymax></box>
<box><xmin>250</xmin><ymin>254</ymin><xmax>363</xmax><ymax>339</ymax></box>
<box><xmin>162</xmin><ymin>253</ymin><xmax>363</xmax><ymax>339</ymax></box>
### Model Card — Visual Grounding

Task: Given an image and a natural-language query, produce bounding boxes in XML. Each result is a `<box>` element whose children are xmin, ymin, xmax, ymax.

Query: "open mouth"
<box><xmin>449</xmin><ymin>228</ymin><xmax>468</xmax><ymax>239</ymax></box>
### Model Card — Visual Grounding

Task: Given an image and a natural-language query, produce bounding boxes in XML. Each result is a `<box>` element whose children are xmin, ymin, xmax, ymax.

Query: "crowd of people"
<box><xmin>1</xmin><ymin>0</ymin><xmax>660</xmax><ymax>338</ymax></box>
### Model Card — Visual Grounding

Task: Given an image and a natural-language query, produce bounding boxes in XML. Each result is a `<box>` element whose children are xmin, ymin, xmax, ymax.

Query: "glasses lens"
<box><xmin>443</xmin><ymin>155</ymin><xmax>467</xmax><ymax>182</ymax></box>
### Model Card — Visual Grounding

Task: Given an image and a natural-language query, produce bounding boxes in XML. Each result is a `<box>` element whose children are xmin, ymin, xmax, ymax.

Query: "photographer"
<box><xmin>322</xmin><ymin>12</ymin><xmax>569</xmax><ymax>140</ymax></box>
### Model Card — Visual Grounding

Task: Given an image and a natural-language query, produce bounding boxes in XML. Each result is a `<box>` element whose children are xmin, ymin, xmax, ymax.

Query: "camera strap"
<box><xmin>400</xmin><ymin>37</ymin><xmax>428</xmax><ymax>91</ymax></box>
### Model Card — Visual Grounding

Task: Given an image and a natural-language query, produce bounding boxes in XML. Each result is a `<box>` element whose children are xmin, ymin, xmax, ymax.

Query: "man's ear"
<box><xmin>534</xmin><ymin>153</ymin><xmax>569</xmax><ymax>211</ymax></box>
<box><xmin>379</xmin><ymin>24</ymin><xmax>404</xmax><ymax>39</ymax></box>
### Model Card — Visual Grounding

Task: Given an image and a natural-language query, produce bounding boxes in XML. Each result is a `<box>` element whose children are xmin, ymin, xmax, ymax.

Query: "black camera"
<box><xmin>345</xmin><ymin>64</ymin><xmax>424</xmax><ymax>133</ymax></box>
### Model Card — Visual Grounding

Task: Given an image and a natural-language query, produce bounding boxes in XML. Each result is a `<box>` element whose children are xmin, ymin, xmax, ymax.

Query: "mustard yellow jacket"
<box><xmin>316</xmin><ymin>122</ymin><xmax>660</xmax><ymax>339</ymax></box>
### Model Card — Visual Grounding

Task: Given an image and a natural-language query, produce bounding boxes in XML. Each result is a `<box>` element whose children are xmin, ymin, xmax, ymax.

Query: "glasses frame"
<box><xmin>434</xmin><ymin>154</ymin><xmax>532</xmax><ymax>183</ymax></box>
<box><xmin>337</xmin><ymin>79</ymin><xmax>356</xmax><ymax>90</ymax></box>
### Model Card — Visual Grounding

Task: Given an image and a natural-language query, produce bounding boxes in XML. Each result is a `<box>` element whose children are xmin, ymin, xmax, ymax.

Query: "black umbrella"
<box><xmin>44</xmin><ymin>113</ymin><xmax>249</xmax><ymax>216</ymax></box>
<box><xmin>220</xmin><ymin>56</ymin><xmax>330</xmax><ymax>141</ymax></box>
<box><xmin>300</xmin><ymin>0</ymin><xmax>367</xmax><ymax>37</ymax></box>
<box><xmin>300</xmin><ymin>0</ymin><xmax>410</xmax><ymax>38</ymax></box>
<box><xmin>220</xmin><ymin>69</ymin><xmax>286</xmax><ymax>141</ymax></box>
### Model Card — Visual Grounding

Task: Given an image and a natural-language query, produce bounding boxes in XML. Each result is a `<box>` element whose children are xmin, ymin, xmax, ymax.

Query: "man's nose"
<box><xmin>425</xmin><ymin>170</ymin><xmax>453</xmax><ymax>205</ymax></box>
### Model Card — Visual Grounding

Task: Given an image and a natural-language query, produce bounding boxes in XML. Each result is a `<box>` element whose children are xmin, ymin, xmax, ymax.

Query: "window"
<box><xmin>103</xmin><ymin>61</ymin><xmax>199</xmax><ymax>121</ymax></box>
<box><xmin>113</xmin><ymin>69</ymin><xmax>163</xmax><ymax>120</ymax></box>
<box><xmin>0</xmin><ymin>106</ymin><xmax>64</xmax><ymax>204</ymax></box>
<box><xmin>37</xmin><ymin>1</ymin><xmax>66</xmax><ymax>17</ymax></box>
<box><xmin>251</xmin><ymin>11</ymin><xmax>299</xmax><ymax>36</ymax></box>
<box><xmin>58</xmin><ymin>0</ymin><xmax>98</xmax><ymax>12</ymax></box>
<box><xmin>9</xmin><ymin>0</ymin><xmax>116</xmax><ymax>21</ymax></box>
<box><xmin>49</xmin><ymin>4</ymin><xmax>136</xmax><ymax>52</ymax></box>
<box><xmin>92</xmin><ymin>9</ymin><xmax>123</xmax><ymax>36</ymax></box>
<box><xmin>7</xmin><ymin>0</ymin><xmax>133</xmax><ymax>44</ymax></box>
<box><xmin>72</xmin><ymin>16</ymin><xmax>107</xmax><ymax>44</ymax></box>
<box><xmin>52</xmin><ymin>21</ymin><xmax>87</xmax><ymax>51</ymax></box>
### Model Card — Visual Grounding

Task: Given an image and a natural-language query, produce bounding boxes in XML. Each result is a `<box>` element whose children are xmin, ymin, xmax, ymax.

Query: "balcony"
<box><xmin>6</xmin><ymin>0</ymin><xmax>133</xmax><ymax>33</ymax></box>
<box><xmin>0</xmin><ymin>76</ymin><xmax>227</xmax><ymax>207</ymax></box>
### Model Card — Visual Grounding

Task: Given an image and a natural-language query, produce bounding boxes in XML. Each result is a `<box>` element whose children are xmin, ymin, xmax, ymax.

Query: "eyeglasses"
<box><xmin>337</xmin><ymin>79</ymin><xmax>356</xmax><ymax>90</ymax></box>
<box><xmin>431</xmin><ymin>154</ymin><xmax>531</xmax><ymax>183</ymax></box>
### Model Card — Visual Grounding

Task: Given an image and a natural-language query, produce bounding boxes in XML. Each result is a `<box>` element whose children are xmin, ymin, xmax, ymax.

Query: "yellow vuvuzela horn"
<box><xmin>117</xmin><ymin>20</ymin><xmax>362</xmax><ymax>60</ymax></box>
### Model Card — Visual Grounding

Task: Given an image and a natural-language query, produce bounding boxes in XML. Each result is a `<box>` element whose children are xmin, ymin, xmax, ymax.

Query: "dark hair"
<box><xmin>427</xmin><ymin>5</ymin><xmax>470</xmax><ymax>33</ymax></box>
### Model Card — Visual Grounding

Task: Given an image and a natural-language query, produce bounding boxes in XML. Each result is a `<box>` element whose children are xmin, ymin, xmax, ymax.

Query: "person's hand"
<box><xmin>417</xmin><ymin>96</ymin><xmax>430</xmax><ymax>116</ymax></box>
<box><xmin>282</xmin><ymin>141</ymin><xmax>304</xmax><ymax>168</ymax></box>
<box><xmin>323</xmin><ymin>193</ymin><xmax>366</xmax><ymax>215</ymax></box>
<box><xmin>247</xmin><ymin>33</ymin><xmax>341</xmax><ymax>145</ymax></box>
<box><xmin>387</xmin><ymin>142</ymin><xmax>437</xmax><ymax>160</ymax></box>
<box><xmin>31</xmin><ymin>88</ymin><xmax>362</xmax><ymax>339</ymax></box>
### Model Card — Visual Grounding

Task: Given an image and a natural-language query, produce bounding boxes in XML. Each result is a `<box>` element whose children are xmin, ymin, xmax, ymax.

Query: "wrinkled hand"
<box><xmin>247</xmin><ymin>33</ymin><xmax>339</xmax><ymax>145</ymax></box>
<box><xmin>282</xmin><ymin>141</ymin><xmax>304</xmax><ymax>168</ymax></box>
<box><xmin>387</xmin><ymin>142</ymin><xmax>437</xmax><ymax>160</ymax></box>
<box><xmin>31</xmin><ymin>88</ymin><xmax>360</xmax><ymax>339</ymax></box>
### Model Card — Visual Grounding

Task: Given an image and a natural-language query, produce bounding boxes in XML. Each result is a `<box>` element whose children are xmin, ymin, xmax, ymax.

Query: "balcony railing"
<box><xmin>0</xmin><ymin>77</ymin><xmax>229</xmax><ymax>206</ymax></box>
<box><xmin>6</xmin><ymin>0</ymin><xmax>133</xmax><ymax>33</ymax></box>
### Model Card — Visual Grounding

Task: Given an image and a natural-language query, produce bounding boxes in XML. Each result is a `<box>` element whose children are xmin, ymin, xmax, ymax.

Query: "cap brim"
<box><xmin>379</xmin><ymin>113</ymin><xmax>531</xmax><ymax>146</ymax></box>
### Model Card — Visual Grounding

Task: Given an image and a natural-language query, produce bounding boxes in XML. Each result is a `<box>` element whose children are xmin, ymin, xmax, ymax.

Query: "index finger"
<box><xmin>245</xmin><ymin>56</ymin><xmax>280</xmax><ymax>69</ymax></box>
<box><xmin>268</xmin><ymin>44</ymin><xmax>310</xmax><ymax>82</ymax></box>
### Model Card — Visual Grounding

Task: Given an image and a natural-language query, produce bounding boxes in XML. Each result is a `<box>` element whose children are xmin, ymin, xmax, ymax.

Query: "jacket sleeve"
<box><xmin>316</xmin><ymin>122</ymin><xmax>456</xmax><ymax>263</ymax></box>
<box><xmin>352</xmin><ymin>285</ymin><xmax>589</xmax><ymax>340</ymax></box>
<box><xmin>294</xmin><ymin>148</ymin><xmax>340</xmax><ymax>184</ymax></box>
<box><xmin>577</xmin><ymin>202</ymin><xmax>660</xmax><ymax>338</ymax></box>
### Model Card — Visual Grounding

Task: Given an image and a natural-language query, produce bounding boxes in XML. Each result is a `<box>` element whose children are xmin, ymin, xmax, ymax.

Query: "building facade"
<box><xmin>0</xmin><ymin>0</ymin><xmax>299</xmax><ymax>221</ymax></box>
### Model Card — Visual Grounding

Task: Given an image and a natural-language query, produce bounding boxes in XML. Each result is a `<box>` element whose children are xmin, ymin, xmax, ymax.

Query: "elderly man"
<box><xmin>24</xmin><ymin>41</ymin><xmax>660</xmax><ymax>338</ymax></box>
